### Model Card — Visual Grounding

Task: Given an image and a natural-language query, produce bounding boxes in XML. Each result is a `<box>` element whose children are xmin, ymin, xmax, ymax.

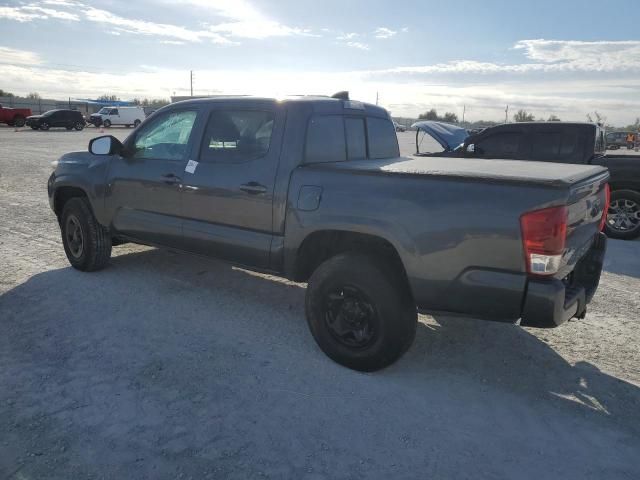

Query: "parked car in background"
<box><xmin>0</xmin><ymin>104</ymin><xmax>32</xmax><ymax>127</ymax></box>
<box><xmin>413</xmin><ymin>120</ymin><xmax>640</xmax><ymax>240</ymax></box>
<box><xmin>88</xmin><ymin>106</ymin><xmax>145</xmax><ymax>128</ymax></box>
<box><xmin>26</xmin><ymin>109</ymin><xmax>85</xmax><ymax>131</ymax></box>
<box><xmin>48</xmin><ymin>94</ymin><xmax>608</xmax><ymax>371</ymax></box>
<box><xmin>393</xmin><ymin>121</ymin><xmax>406</xmax><ymax>132</ymax></box>
<box><xmin>606</xmin><ymin>131</ymin><xmax>633</xmax><ymax>150</ymax></box>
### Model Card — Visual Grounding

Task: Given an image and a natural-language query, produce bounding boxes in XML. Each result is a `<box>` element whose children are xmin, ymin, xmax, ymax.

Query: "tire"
<box><xmin>40</xmin><ymin>122</ymin><xmax>50</xmax><ymax>131</ymax></box>
<box><xmin>31</xmin><ymin>126</ymin><xmax>39</xmax><ymax>130</ymax></box>
<box><xmin>305</xmin><ymin>253</ymin><xmax>417</xmax><ymax>372</ymax></box>
<box><xmin>74</xmin><ymin>122</ymin><xmax>84</xmax><ymax>131</ymax></box>
<box><xmin>60</xmin><ymin>197</ymin><xmax>112</xmax><ymax>271</ymax></box>
<box><xmin>134</xmin><ymin>119</ymin><xmax>141</xmax><ymax>128</ymax></box>
<box><xmin>125</xmin><ymin>124</ymin><xmax>131</xmax><ymax>128</ymax></box>
<box><xmin>605</xmin><ymin>189</ymin><xmax>640</xmax><ymax>240</ymax></box>
<box><xmin>103</xmin><ymin>119</ymin><xmax>111</xmax><ymax>128</ymax></box>
<box><xmin>13</xmin><ymin>116</ymin><xmax>25</xmax><ymax>127</ymax></box>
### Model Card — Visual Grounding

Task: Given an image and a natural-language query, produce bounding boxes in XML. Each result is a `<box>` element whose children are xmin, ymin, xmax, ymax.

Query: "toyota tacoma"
<box><xmin>48</xmin><ymin>94</ymin><xmax>609</xmax><ymax>371</ymax></box>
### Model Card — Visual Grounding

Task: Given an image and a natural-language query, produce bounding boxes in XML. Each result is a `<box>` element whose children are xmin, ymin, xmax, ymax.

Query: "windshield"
<box><xmin>97</xmin><ymin>107</ymin><xmax>110</xmax><ymax>114</ymax></box>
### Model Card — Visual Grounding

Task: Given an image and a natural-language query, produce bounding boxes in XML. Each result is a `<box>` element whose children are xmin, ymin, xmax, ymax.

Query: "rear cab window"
<box><xmin>304</xmin><ymin>114</ymin><xmax>399</xmax><ymax>163</ymax></box>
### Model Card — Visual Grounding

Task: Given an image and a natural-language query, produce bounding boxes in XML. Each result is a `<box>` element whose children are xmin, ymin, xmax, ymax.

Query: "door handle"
<box><xmin>161</xmin><ymin>173</ymin><xmax>182</xmax><ymax>185</ymax></box>
<box><xmin>240</xmin><ymin>182</ymin><xmax>267</xmax><ymax>195</ymax></box>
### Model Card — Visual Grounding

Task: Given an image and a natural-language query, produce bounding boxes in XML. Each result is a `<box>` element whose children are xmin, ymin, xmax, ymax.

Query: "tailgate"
<box><xmin>559</xmin><ymin>170</ymin><xmax>609</xmax><ymax>278</ymax></box>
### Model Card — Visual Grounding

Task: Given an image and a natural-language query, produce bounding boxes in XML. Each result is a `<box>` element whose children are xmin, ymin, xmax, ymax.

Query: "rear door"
<box><xmin>104</xmin><ymin>108</ymin><xmax>200</xmax><ymax>247</ymax></box>
<box><xmin>180</xmin><ymin>104</ymin><xmax>284</xmax><ymax>268</ymax></box>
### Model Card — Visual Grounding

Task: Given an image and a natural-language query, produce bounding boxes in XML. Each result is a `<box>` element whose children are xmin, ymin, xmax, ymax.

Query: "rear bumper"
<box><xmin>521</xmin><ymin>232</ymin><xmax>606</xmax><ymax>328</ymax></box>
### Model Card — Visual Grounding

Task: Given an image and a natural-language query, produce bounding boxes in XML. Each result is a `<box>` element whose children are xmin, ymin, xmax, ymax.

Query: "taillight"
<box><xmin>599</xmin><ymin>183</ymin><xmax>610</xmax><ymax>232</ymax></box>
<box><xmin>520</xmin><ymin>205</ymin><xmax>568</xmax><ymax>276</ymax></box>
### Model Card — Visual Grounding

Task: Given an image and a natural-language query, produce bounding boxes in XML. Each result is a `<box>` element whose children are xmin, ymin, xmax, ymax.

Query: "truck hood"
<box><xmin>411</xmin><ymin>121</ymin><xmax>469</xmax><ymax>152</ymax></box>
<box><xmin>27</xmin><ymin>115</ymin><xmax>43</xmax><ymax>120</ymax></box>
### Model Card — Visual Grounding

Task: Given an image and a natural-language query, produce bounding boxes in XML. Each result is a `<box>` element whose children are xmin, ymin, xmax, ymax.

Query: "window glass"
<box><xmin>305</xmin><ymin>115</ymin><xmax>346</xmax><ymax>163</ymax></box>
<box><xmin>367</xmin><ymin>117</ymin><xmax>400</xmax><ymax>159</ymax></box>
<box><xmin>345</xmin><ymin>117</ymin><xmax>366</xmax><ymax>160</ymax></box>
<box><xmin>476</xmin><ymin>132</ymin><xmax>522</xmax><ymax>157</ymax></box>
<box><xmin>199</xmin><ymin>110</ymin><xmax>274</xmax><ymax>163</ymax></box>
<box><xmin>111</xmin><ymin>109</ymin><xmax>119</xmax><ymax>115</ymax></box>
<box><xmin>132</xmin><ymin>110</ymin><xmax>197</xmax><ymax>160</ymax></box>
<box><xmin>530</xmin><ymin>131</ymin><xmax>580</xmax><ymax>160</ymax></box>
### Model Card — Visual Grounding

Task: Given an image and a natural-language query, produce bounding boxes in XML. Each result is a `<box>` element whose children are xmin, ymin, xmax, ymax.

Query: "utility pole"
<box><xmin>190</xmin><ymin>70</ymin><xmax>193</xmax><ymax>97</ymax></box>
<box><xmin>462</xmin><ymin>105</ymin><xmax>466</xmax><ymax>124</ymax></box>
<box><xmin>505</xmin><ymin>105</ymin><xmax>509</xmax><ymax>124</ymax></box>
<box><xmin>376</xmin><ymin>91</ymin><xmax>379</xmax><ymax>105</ymax></box>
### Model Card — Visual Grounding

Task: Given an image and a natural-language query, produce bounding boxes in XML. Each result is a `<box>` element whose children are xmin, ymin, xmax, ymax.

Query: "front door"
<box><xmin>181</xmin><ymin>106</ymin><xmax>283</xmax><ymax>268</ymax></box>
<box><xmin>104</xmin><ymin>109</ymin><xmax>199</xmax><ymax>248</ymax></box>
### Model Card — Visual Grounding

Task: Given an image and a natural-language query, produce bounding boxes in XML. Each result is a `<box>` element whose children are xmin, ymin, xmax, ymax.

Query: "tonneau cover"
<box><xmin>311</xmin><ymin>156</ymin><xmax>608</xmax><ymax>188</ymax></box>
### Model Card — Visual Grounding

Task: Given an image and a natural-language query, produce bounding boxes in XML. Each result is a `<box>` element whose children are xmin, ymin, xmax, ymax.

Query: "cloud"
<box><xmin>165</xmin><ymin>0</ymin><xmax>316</xmax><ymax>39</ymax></box>
<box><xmin>346</xmin><ymin>42</ymin><xmax>369</xmax><ymax>51</ymax></box>
<box><xmin>374</xmin><ymin>27</ymin><xmax>397</xmax><ymax>39</ymax></box>
<box><xmin>1</xmin><ymin>0</ymin><xmax>313</xmax><ymax>43</ymax></box>
<box><xmin>377</xmin><ymin>40</ymin><xmax>640</xmax><ymax>75</ymax></box>
<box><xmin>336</xmin><ymin>32</ymin><xmax>358</xmax><ymax>40</ymax></box>
<box><xmin>83</xmin><ymin>6</ymin><xmax>232</xmax><ymax>44</ymax></box>
<box><xmin>0</xmin><ymin>46</ymin><xmax>42</xmax><ymax>65</ymax></box>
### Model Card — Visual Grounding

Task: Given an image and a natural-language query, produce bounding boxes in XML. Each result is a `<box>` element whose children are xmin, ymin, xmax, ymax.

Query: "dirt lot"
<box><xmin>1</xmin><ymin>126</ymin><xmax>639</xmax><ymax>479</ymax></box>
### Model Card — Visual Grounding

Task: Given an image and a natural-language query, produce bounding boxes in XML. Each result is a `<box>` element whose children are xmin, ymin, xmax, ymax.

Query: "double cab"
<box><xmin>48</xmin><ymin>95</ymin><xmax>609</xmax><ymax>371</ymax></box>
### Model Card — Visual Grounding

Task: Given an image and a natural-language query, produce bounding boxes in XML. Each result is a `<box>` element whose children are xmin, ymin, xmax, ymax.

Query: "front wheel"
<box><xmin>74</xmin><ymin>122</ymin><xmax>84</xmax><ymax>131</ymax></box>
<box><xmin>13</xmin><ymin>116</ymin><xmax>25</xmax><ymax>127</ymax></box>
<box><xmin>305</xmin><ymin>253</ymin><xmax>417</xmax><ymax>371</ymax></box>
<box><xmin>39</xmin><ymin>122</ymin><xmax>50</xmax><ymax>131</ymax></box>
<box><xmin>605</xmin><ymin>189</ymin><xmax>640</xmax><ymax>240</ymax></box>
<box><xmin>103</xmin><ymin>119</ymin><xmax>111</xmax><ymax>128</ymax></box>
<box><xmin>61</xmin><ymin>198</ymin><xmax>112</xmax><ymax>271</ymax></box>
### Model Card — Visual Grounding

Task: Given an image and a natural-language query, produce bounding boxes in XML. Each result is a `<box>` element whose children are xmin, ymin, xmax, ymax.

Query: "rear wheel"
<box><xmin>103</xmin><ymin>119</ymin><xmax>111</xmax><ymax>128</ymax></box>
<box><xmin>13</xmin><ymin>116</ymin><xmax>25</xmax><ymax>127</ymax></box>
<box><xmin>305</xmin><ymin>253</ymin><xmax>417</xmax><ymax>371</ymax></box>
<box><xmin>134</xmin><ymin>119</ymin><xmax>141</xmax><ymax>128</ymax></box>
<box><xmin>605</xmin><ymin>190</ymin><xmax>640</xmax><ymax>240</ymax></box>
<box><xmin>61</xmin><ymin>198</ymin><xmax>112</xmax><ymax>271</ymax></box>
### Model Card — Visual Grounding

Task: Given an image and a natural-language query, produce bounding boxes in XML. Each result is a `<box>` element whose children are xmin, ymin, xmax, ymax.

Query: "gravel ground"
<box><xmin>1</xmin><ymin>126</ymin><xmax>639</xmax><ymax>479</ymax></box>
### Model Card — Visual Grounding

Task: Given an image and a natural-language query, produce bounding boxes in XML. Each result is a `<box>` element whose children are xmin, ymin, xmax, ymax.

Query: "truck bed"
<box><xmin>311</xmin><ymin>156</ymin><xmax>608</xmax><ymax>188</ymax></box>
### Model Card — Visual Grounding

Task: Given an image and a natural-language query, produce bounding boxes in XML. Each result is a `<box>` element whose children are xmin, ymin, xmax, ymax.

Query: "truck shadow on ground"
<box><xmin>2</xmin><ymin>246</ymin><xmax>639</xmax><ymax>475</ymax></box>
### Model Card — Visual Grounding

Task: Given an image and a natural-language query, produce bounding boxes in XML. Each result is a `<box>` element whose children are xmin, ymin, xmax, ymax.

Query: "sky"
<box><xmin>1</xmin><ymin>0</ymin><xmax>640</xmax><ymax>125</ymax></box>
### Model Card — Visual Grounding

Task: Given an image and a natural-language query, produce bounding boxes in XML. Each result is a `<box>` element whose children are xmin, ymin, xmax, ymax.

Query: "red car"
<box><xmin>0</xmin><ymin>104</ymin><xmax>32</xmax><ymax>127</ymax></box>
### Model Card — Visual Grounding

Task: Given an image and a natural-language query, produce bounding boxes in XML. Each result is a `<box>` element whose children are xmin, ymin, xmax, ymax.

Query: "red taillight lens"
<box><xmin>520</xmin><ymin>205</ymin><xmax>568</xmax><ymax>275</ymax></box>
<box><xmin>599</xmin><ymin>183</ymin><xmax>610</xmax><ymax>232</ymax></box>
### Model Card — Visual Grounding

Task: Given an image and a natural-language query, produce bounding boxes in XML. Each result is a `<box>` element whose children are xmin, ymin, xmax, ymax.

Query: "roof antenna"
<box><xmin>331</xmin><ymin>91</ymin><xmax>349</xmax><ymax>100</ymax></box>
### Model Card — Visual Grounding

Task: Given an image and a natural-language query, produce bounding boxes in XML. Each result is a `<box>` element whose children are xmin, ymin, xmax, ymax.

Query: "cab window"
<box><xmin>199</xmin><ymin>110</ymin><xmax>274</xmax><ymax>163</ymax></box>
<box><xmin>132</xmin><ymin>110</ymin><xmax>197</xmax><ymax>160</ymax></box>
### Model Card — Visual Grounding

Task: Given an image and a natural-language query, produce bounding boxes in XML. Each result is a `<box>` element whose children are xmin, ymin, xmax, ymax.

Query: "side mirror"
<box><xmin>89</xmin><ymin>135</ymin><xmax>123</xmax><ymax>155</ymax></box>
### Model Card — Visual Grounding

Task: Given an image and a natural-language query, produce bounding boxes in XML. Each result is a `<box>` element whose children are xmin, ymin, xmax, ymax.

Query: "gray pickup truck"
<box><xmin>48</xmin><ymin>95</ymin><xmax>609</xmax><ymax>371</ymax></box>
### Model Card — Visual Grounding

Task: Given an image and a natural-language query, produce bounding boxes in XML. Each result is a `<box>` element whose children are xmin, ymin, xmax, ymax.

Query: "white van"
<box><xmin>89</xmin><ymin>106</ymin><xmax>145</xmax><ymax>128</ymax></box>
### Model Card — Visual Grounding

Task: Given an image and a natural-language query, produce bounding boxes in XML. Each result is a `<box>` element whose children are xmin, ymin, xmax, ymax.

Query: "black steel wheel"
<box><xmin>306</xmin><ymin>253</ymin><xmax>417</xmax><ymax>371</ymax></box>
<box><xmin>61</xmin><ymin>197</ymin><xmax>112</xmax><ymax>271</ymax></box>
<box><xmin>134</xmin><ymin>119</ymin><xmax>141</xmax><ymax>128</ymax></box>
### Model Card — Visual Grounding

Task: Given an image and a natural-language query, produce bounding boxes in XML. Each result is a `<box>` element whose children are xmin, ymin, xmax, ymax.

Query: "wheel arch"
<box><xmin>291</xmin><ymin>229</ymin><xmax>412</xmax><ymax>298</ymax></box>
<box><xmin>53</xmin><ymin>185</ymin><xmax>90</xmax><ymax>219</ymax></box>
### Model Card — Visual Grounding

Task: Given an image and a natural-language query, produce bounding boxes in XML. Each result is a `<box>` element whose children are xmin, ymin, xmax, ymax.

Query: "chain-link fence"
<box><xmin>0</xmin><ymin>96</ymin><xmax>104</xmax><ymax>115</ymax></box>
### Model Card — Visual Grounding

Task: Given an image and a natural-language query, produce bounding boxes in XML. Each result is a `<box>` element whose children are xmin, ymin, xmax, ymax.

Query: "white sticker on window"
<box><xmin>185</xmin><ymin>159</ymin><xmax>198</xmax><ymax>174</ymax></box>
